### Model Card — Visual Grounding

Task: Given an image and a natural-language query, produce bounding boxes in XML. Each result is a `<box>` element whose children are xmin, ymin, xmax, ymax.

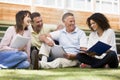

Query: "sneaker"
<box><xmin>80</xmin><ymin>63</ymin><xmax>91</xmax><ymax>68</ymax></box>
<box><xmin>31</xmin><ymin>50</ymin><xmax>39</xmax><ymax>70</ymax></box>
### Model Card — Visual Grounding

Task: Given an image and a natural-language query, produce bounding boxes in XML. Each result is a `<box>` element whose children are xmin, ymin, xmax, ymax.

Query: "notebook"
<box><xmin>87</xmin><ymin>41</ymin><xmax>111</xmax><ymax>56</ymax></box>
<box><xmin>51</xmin><ymin>45</ymin><xmax>66</xmax><ymax>58</ymax></box>
<box><xmin>10</xmin><ymin>34</ymin><xmax>29</xmax><ymax>49</ymax></box>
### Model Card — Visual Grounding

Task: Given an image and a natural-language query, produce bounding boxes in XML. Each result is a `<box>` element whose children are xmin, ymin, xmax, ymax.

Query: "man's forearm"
<box><xmin>69</xmin><ymin>54</ymin><xmax>76</xmax><ymax>60</ymax></box>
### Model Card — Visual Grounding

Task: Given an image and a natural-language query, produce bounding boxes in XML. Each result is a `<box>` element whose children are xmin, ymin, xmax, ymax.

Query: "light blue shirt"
<box><xmin>50</xmin><ymin>27</ymin><xmax>87</xmax><ymax>54</ymax></box>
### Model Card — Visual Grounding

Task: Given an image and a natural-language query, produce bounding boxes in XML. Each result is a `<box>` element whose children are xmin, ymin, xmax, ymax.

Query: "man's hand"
<box><xmin>44</xmin><ymin>39</ymin><xmax>54</xmax><ymax>47</ymax></box>
<box><xmin>39</xmin><ymin>34</ymin><xmax>46</xmax><ymax>42</ymax></box>
<box><xmin>87</xmin><ymin>52</ymin><xmax>96</xmax><ymax>57</ymax></box>
<box><xmin>64</xmin><ymin>53</ymin><xmax>76</xmax><ymax>60</ymax></box>
<box><xmin>39</xmin><ymin>34</ymin><xmax>55</xmax><ymax>47</ymax></box>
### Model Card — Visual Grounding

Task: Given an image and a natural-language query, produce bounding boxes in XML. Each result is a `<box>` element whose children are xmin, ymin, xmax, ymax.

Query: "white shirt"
<box><xmin>88</xmin><ymin>28</ymin><xmax>116</xmax><ymax>52</ymax></box>
<box><xmin>88</xmin><ymin>28</ymin><xmax>117</xmax><ymax>58</ymax></box>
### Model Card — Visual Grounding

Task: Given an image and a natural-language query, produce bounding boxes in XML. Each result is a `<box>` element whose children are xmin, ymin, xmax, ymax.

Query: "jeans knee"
<box><xmin>17</xmin><ymin>61</ymin><xmax>30</xmax><ymax>69</ymax></box>
<box><xmin>22</xmin><ymin>61</ymin><xmax>30</xmax><ymax>68</ymax></box>
<box><xmin>19</xmin><ymin>51</ymin><xmax>28</xmax><ymax>60</ymax></box>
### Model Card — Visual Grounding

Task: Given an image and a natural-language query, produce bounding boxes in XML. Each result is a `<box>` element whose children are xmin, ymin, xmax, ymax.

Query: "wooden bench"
<box><xmin>115</xmin><ymin>31</ymin><xmax>120</xmax><ymax>56</ymax></box>
<box><xmin>0</xmin><ymin>24</ymin><xmax>120</xmax><ymax>56</ymax></box>
<box><xmin>0</xmin><ymin>25</ymin><xmax>9</xmax><ymax>41</ymax></box>
<box><xmin>0</xmin><ymin>24</ymin><xmax>57</xmax><ymax>41</ymax></box>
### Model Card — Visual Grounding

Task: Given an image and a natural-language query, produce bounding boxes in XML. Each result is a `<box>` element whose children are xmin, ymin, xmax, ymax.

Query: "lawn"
<box><xmin>0</xmin><ymin>67</ymin><xmax>120</xmax><ymax>80</ymax></box>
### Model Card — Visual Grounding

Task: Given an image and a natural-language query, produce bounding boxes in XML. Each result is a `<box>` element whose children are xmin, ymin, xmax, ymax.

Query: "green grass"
<box><xmin>0</xmin><ymin>67</ymin><xmax>120</xmax><ymax>80</ymax></box>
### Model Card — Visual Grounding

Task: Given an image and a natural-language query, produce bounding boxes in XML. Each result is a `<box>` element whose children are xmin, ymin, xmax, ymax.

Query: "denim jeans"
<box><xmin>0</xmin><ymin>50</ymin><xmax>30</xmax><ymax>69</ymax></box>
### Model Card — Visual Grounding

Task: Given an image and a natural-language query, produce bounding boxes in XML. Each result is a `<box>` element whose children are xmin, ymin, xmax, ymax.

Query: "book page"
<box><xmin>10</xmin><ymin>34</ymin><xmax>30</xmax><ymax>49</ymax></box>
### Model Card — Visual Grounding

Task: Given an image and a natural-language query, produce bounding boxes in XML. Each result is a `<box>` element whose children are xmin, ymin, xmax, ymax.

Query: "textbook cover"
<box><xmin>87</xmin><ymin>41</ymin><xmax>111</xmax><ymax>56</ymax></box>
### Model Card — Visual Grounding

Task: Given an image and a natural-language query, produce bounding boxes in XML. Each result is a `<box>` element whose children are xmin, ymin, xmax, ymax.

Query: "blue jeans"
<box><xmin>0</xmin><ymin>51</ymin><xmax>30</xmax><ymax>69</ymax></box>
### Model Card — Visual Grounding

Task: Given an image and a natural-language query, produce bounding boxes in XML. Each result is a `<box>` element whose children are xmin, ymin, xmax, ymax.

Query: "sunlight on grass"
<box><xmin>0</xmin><ymin>68</ymin><xmax>120</xmax><ymax>80</ymax></box>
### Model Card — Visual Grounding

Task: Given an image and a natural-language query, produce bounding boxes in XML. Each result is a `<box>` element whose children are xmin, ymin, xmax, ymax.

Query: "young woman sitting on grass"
<box><xmin>76</xmin><ymin>13</ymin><xmax>119</xmax><ymax>68</ymax></box>
<box><xmin>0</xmin><ymin>10</ymin><xmax>31</xmax><ymax>69</ymax></box>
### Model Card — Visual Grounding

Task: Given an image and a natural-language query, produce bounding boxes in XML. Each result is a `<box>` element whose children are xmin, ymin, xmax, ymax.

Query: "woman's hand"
<box><xmin>18</xmin><ymin>47</ymin><xmax>26</xmax><ymax>52</ymax></box>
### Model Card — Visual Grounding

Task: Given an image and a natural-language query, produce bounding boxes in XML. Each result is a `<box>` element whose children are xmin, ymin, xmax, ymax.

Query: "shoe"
<box><xmin>80</xmin><ymin>63</ymin><xmax>91</xmax><ymax>68</ymax></box>
<box><xmin>104</xmin><ymin>64</ymin><xmax>109</xmax><ymax>68</ymax></box>
<box><xmin>31</xmin><ymin>50</ymin><xmax>39</xmax><ymax>70</ymax></box>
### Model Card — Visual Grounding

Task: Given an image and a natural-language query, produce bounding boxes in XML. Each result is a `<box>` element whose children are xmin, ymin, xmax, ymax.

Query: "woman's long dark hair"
<box><xmin>15</xmin><ymin>10</ymin><xmax>31</xmax><ymax>33</ymax></box>
<box><xmin>86</xmin><ymin>13</ymin><xmax>110</xmax><ymax>31</ymax></box>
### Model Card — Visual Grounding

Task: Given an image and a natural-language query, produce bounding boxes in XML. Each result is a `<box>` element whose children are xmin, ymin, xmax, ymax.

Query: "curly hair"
<box><xmin>86</xmin><ymin>13</ymin><xmax>110</xmax><ymax>31</ymax></box>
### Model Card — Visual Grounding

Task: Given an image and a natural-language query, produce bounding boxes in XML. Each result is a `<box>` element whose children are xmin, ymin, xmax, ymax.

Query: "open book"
<box><xmin>10</xmin><ymin>34</ymin><xmax>30</xmax><ymax>49</ymax></box>
<box><xmin>86</xmin><ymin>41</ymin><xmax>111</xmax><ymax>56</ymax></box>
<box><xmin>51</xmin><ymin>45</ymin><xmax>66</xmax><ymax>58</ymax></box>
